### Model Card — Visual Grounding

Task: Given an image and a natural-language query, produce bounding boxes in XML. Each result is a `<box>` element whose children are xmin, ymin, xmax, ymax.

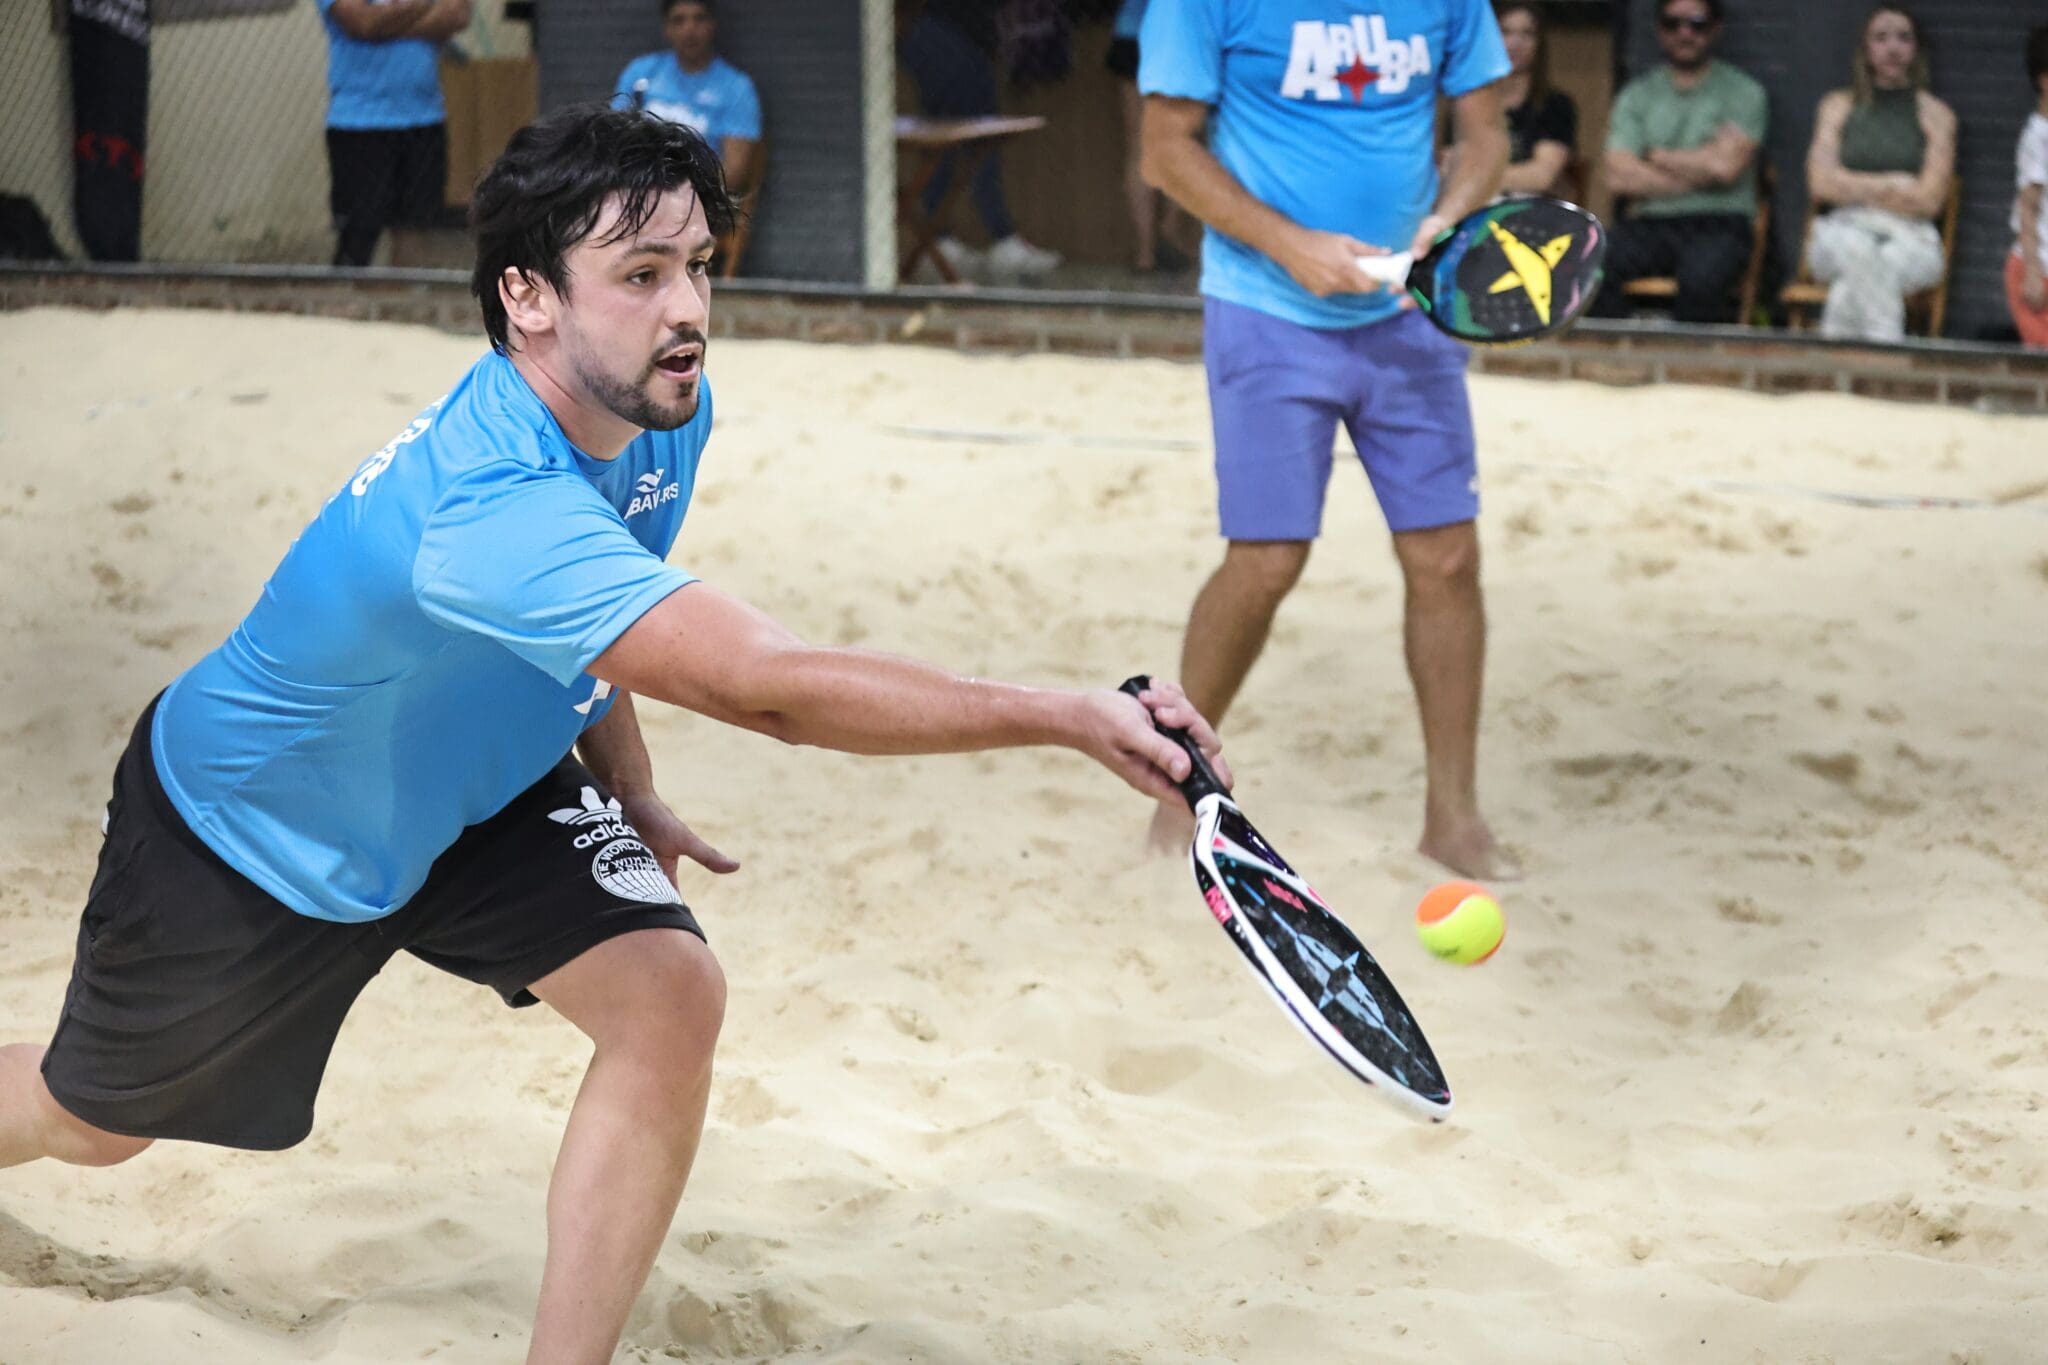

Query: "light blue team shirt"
<box><xmin>1139</xmin><ymin>0</ymin><xmax>1509</xmax><ymax>329</ymax></box>
<box><xmin>152</xmin><ymin>351</ymin><xmax>707</xmax><ymax>924</ymax></box>
<box><xmin>1114</xmin><ymin>0</ymin><xmax>1150</xmax><ymax>40</ymax></box>
<box><xmin>613</xmin><ymin>54</ymin><xmax>763</xmax><ymax>144</ymax></box>
<box><xmin>316</xmin><ymin>0</ymin><xmax>446</xmax><ymax>130</ymax></box>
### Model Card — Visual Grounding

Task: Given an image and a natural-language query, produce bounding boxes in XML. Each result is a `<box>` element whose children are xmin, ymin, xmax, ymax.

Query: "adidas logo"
<box><xmin>626</xmin><ymin>467</ymin><xmax>681</xmax><ymax>519</ymax></box>
<box><xmin>549</xmin><ymin>785</ymin><xmax>636</xmax><ymax>849</ymax></box>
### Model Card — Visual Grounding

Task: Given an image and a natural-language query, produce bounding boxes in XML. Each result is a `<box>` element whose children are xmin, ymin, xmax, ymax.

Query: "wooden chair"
<box><xmin>1779</xmin><ymin>176</ymin><xmax>1962</xmax><ymax>338</ymax></box>
<box><xmin>1621</xmin><ymin>162</ymin><xmax>1775</xmax><ymax>324</ymax></box>
<box><xmin>717</xmin><ymin>140</ymin><xmax>766</xmax><ymax>279</ymax></box>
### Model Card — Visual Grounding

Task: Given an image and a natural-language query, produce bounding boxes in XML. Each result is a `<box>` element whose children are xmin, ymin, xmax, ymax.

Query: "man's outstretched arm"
<box><xmin>590</xmin><ymin>582</ymin><xmax>1227</xmax><ymax>806</ymax></box>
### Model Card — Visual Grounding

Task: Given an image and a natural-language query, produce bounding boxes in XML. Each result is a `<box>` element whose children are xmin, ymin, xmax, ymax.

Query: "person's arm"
<box><xmin>590</xmin><ymin>581</ymin><xmax>1229</xmax><ymax>805</ymax></box>
<box><xmin>1605</xmin><ymin>146</ymin><xmax>1690</xmax><ymax>198</ymax></box>
<box><xmin>1425</xmin><ymin>81</ymin><xmax>1509</xmax><ymax>243</ymax></box>
<box><xmin>577</xmin><ymin>689</ymin><xmax>738</xmax><ymax>883</ymax></box>
<box><xmin>2020</xmin><ymin>182</ymin><xmax>2046</xmax><ymax>310</ymax></box>
<box><xmin>326</xmin><ymin>0</ymin><xmax>435</xmax><ymax>41</ymax></box>
<box><xmin>1500</xmin><ymin>139</ymin><xmax>1569</xmax><ymax>196</ymax></box>
<box><xmin>1140</xmin><ymin>96</ymin><xmax>1386</xmax><ymax>297</ymax></box>
<box><xmin>1648</xmin><ymin>121</ymin><xmax>1756</xmax><ymax>187</ymax></box>
<box><xmin>1603</xmin><ymin>85</ymin><xmax>1689</xmax><ymax>200</ymax></box>
<box><xmin>1882</xmin><ymin>95</ymin><xmax>1956</xmax><ymax>221</ymax></box>
<box><xmin>405</xmin><ymin>0</ymin><xmax>472</xmax><ymax>42</ymax></box>
<box><xmin>720</xmin><ymin>137</ymin><xmax>758</xmax><ymax>196</ymax></box>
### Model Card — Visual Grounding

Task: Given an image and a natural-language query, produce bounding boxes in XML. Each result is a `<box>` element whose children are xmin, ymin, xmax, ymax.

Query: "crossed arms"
<box><xmin>327</xmin><ymin>0</ymin><xmax>473</xmax><ymax>44</ymax></box>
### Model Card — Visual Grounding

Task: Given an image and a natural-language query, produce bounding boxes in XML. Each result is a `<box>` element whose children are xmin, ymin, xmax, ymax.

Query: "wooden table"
<box><xmin>895</xmin><ymin>115</ymin><xmax>1048</xmax><ymax>285</ymax></box>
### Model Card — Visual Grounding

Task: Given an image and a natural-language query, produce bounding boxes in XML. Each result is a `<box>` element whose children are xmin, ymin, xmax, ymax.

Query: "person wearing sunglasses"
<box><xmin>1594</xmin><ymin>0</ymin><xmax>1769</xmax><ymax>323</ymax></box>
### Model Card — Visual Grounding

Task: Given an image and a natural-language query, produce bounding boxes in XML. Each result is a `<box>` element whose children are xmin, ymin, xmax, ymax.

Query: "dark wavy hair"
<box><xmin>469</xmin><ymin>104</ymin><xmax>737</xmax><ymax>355</ymax></box>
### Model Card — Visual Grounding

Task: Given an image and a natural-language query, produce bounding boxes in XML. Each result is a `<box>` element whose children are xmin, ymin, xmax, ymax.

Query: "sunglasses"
<box><xmin>1659</xmin><ymin>15</ymin><xmax>1714</xmax><ymax>33</ymax></box>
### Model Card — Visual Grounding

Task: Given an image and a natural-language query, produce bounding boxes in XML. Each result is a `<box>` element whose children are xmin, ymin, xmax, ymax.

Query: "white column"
<box><xmin>861</xmin><ymin>0</ymin><xmax>896</xmax><ymax>290</ymax></box>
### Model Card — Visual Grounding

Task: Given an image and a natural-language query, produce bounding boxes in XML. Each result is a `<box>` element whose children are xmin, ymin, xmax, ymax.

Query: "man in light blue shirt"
<box><xmin>3</xmin><ymin>102</ymin><xmax>1224</xmax><ymax>1365</ymax></box>
<box><xmin>615</xmin><ymin>0</ymin><xmax>763</xmax><ymax>195</ymax></box>
<box><xmin>1139</xmin><ymin>0</ymin><xmax>1518</xmax><ymax>880</ymax></box>
<box><xmin>317</xmin><ymin>0</ymin><xmax>472</xmax><ymax>266</ymax></box>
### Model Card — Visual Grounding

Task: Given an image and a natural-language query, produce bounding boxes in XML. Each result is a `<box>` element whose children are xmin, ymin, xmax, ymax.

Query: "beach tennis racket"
<box><xmin>1356</xmin><ymin>197</ymin><xmax>1607</xmax><ymax>345</ymax></box>
<box><xmin>1121</xmin><ymin>677</ymin><xmax>1452</xmax><ymax>1122</ymax></box>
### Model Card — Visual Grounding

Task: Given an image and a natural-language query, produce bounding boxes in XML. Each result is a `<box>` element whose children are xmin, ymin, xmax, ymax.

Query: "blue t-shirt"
<box><xmin>1114</xmin><ymin>0</ymin><xmax>1150</xmax><ymax>40</ymax></box>
<box><xmin>613</xmin><ymin>54</ymin><xmax>763</xmax><ymax>144</ymax></box>
<box><xmin>152</xmin><ymin>351</ymin><xmax>707</xmax><ymax>924</ymax></box>
<box><xmin>1139</xmin><ymin>0</ymin><xmax>1509</xmax><ymax>329</ymax></box>
<box><xmin>317</xmin><ymin>0</ymin><xmax>446</xmax><ymax>130</ymax></box>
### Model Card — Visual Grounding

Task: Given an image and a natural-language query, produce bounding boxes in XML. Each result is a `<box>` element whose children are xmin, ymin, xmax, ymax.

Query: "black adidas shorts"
<box><xmin>41</xmin><ymin>699</ymin><xmax>705</xmax><ymax>1152</ymax></box>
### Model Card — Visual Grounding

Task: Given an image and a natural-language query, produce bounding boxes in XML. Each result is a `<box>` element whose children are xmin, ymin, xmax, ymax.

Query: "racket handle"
<box><xmin>1353</xmin><ymin>252</ymin><xmax>1412</xmax><ymax>287</ymax></box>
<box><xmin>1117</xmin><ymin>674</ymin><xmax>1229</xmax><ymax>811</ymax></box>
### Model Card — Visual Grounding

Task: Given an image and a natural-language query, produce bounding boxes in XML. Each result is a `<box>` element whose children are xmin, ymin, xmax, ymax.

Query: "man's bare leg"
<box><xmin>0</xmin><ymin>1043</ymin><xmax>154</xmax><ymax>1168</ymax></box>
<box><xmin>1146</xmin><ymin>539</ymin><xmax>1311</xmax><ymax>852</ymax></box>
<box><xmin>1391</xmin><ymin>522</ymin><xmax>1518</xmax><ymax>880</ymax></box>
<box><xmin>524</xmin><ymin>928</ymin><xmax>726</xmax><ymax>1365</ymax></box>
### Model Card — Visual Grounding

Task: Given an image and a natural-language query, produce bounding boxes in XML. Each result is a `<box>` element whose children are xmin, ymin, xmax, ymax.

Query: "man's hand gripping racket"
<box><xmin>1120</xmin><ymin>676</ymin><xmax>1454</xmax><ymax>1122</ymax></box>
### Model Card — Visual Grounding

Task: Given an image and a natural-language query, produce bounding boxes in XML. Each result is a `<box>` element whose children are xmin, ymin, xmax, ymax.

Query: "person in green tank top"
<box><xmin>1593</xmin><ymin>0</ymin><xmax>1769</xmax><ymax>324</ymax></box>
<box><xmin>1801</xmin><ymin>6</ymin><xmax>1957</xmax><ymax>342</ymax></box>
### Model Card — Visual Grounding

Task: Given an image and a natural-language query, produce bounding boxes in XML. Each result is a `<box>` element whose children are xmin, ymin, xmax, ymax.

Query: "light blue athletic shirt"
<box><xmin>316</xmin><ymin>0</ymin><xmax>446</xmax><ymax>131</ymax></box>
<box><xmin>1114</xmin><ymin>0</ymin><xmax>1150</xmax><ymax>40</ymax></box>
<box><xmin>152</xmin><ymin>351</ymin><xmax>706</xmax><ymax>923</ymax></box>
<box><xmin>1139</xmin><ymin>0</ymin><xmax>1508</xmax><ymax>329</ymax></box>
<box><xmin>613</xmin><ymin>54</ymin><xmax>763</xmax><ymax>144</ymax></box>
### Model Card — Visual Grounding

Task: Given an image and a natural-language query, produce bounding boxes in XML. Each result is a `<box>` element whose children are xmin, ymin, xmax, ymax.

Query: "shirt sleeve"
<box><xmin>413</xmin><ymin>463</ymin><xmax>695</xmax><ymax>687</ymax></box>
<box><xmin>1137</xmin><ymin>0</ymin><xmax>1224</xmax><ymax>104</ymax></box>
<box><xmin>726</xmin><ymin>71</ymin><xmax>763</xmax><ymax>141</ymax></box>
<box><xmin>1725</xmin><ymin>70</ymin><xmax>1769</xmax><ymax>143</ymax></box>
<box><xmin>1441</xmin><ymin>0</ymin><xmax>1512</xmax><ymax>98</ymax></box>
<box><xmin>1605</xmin><ymin>81</ymin><xmax>1645</xmax><ymax>154</ymax></box>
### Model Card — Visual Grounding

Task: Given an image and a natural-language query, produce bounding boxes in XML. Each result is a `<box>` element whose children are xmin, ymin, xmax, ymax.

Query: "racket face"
<box><xmin>1190</xmin><ymin>797</ymin><xmax>1452</xmax><ymax>1120</ymax></box>
<box><xmin>1412</xmin><ymin>198</ymin><xmax>1607</xmax><ymax>345</ymax></box>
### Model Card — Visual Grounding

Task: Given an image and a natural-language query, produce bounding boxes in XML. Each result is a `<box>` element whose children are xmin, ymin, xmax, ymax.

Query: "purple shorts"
<box><xmin>1203</xmin><ymin>297</ymin><xmax>1478</xmax><ymax>539</ymax></box>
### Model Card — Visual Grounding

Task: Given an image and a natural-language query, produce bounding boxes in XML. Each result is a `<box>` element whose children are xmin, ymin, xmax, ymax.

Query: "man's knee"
<box><xmin>600</xmin><ymin>933</ymin><xmax>728</xmax><ymax>1072</ymax></box>
<box><xmin>1220</xmin><ymin>540</ymin><xmax>1311</xmax><ymax>604</ymax></box>
<box><xmin>1394</xmin><ymin>524</ymin><xmax>1480</xmax><ymax>591</ymax></box>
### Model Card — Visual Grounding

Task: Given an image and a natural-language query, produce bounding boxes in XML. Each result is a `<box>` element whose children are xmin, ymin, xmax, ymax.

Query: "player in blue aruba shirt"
<box><xmin>7</xmin><ymin>104</ymin><xmax>1225</xmax><ymax>1365</ymax></box>
<box><xmin>1138</xmin><ymin>1</ymin><xmax>1522</xmax><ymax>881</ymax></box>
<box><xmin>615</xmin><ymin>0</ymin><xmax>763</xmax><ymax>194</ymax></box>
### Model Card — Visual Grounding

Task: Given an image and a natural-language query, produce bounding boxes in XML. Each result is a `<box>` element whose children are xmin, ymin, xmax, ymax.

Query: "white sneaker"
<box><xmin>985</xmin><ymin>234</ymin><xmax>1062</xmax><ymax>280</ymax></box>
<box><xmin>931</xmin><ymin>235</ymin><xmax>984</xmax><ymax>283</ymax></box>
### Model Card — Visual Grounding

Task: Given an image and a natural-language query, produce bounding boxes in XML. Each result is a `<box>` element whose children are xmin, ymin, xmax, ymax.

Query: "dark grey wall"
<box><xmin>536</xmin><ymin>0</ymin><xmax>866</xmax><ymax>283</ymax></box>
<box><xmin>1620</xmin><ymin>0</ymin><xmax>2048</xmax><ymax>340</ymax></box>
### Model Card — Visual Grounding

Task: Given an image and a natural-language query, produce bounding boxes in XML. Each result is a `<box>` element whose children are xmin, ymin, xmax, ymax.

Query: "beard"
<box><xmin>1665</xmin><ymin>43</ymin><xmax>1710</xmax><ymax>72</ymax></box>
<box><xmin>575</xmin><ymin>336</ymin><xmax>704</xmax><ymax>432</ymax></box>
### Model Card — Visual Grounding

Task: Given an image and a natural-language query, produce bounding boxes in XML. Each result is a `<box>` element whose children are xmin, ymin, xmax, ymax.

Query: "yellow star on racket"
<box><xmin>1485</xmin><ymin>223</ymin><xmax>1575</xmax><ymax>325</ymax></box>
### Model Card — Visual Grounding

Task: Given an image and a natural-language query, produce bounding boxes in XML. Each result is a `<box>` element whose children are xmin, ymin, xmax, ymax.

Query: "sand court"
<box><xmin>1</xmin><ymin>306</ymin><xmax>2045</xmax><ymax>1362</ymax></box>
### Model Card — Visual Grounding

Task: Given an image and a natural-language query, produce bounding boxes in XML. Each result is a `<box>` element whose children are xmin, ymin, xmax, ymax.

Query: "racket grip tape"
<box><xmin>1117</xmin><ymin>674</ymin><xmax>1230</xmax><ymax>811</ymax></box>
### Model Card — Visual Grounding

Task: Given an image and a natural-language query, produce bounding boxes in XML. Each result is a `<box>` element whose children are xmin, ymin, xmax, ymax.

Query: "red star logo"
<box><xmin>1335</xmin><ymin>57</ymin><xmax>1379</xmax><ymax>101</ymax></box>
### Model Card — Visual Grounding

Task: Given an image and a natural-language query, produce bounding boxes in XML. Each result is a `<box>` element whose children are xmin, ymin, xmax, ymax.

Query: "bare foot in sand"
<box><xmin>1146</xmin><ymin>799</ymin><xmax>1193</xmax><ymax>857</ymax></box>
<box><xmin>1418</xmin><ymin>810</ymin><xmax>1523</xmax><ymax>882</ymax></box>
